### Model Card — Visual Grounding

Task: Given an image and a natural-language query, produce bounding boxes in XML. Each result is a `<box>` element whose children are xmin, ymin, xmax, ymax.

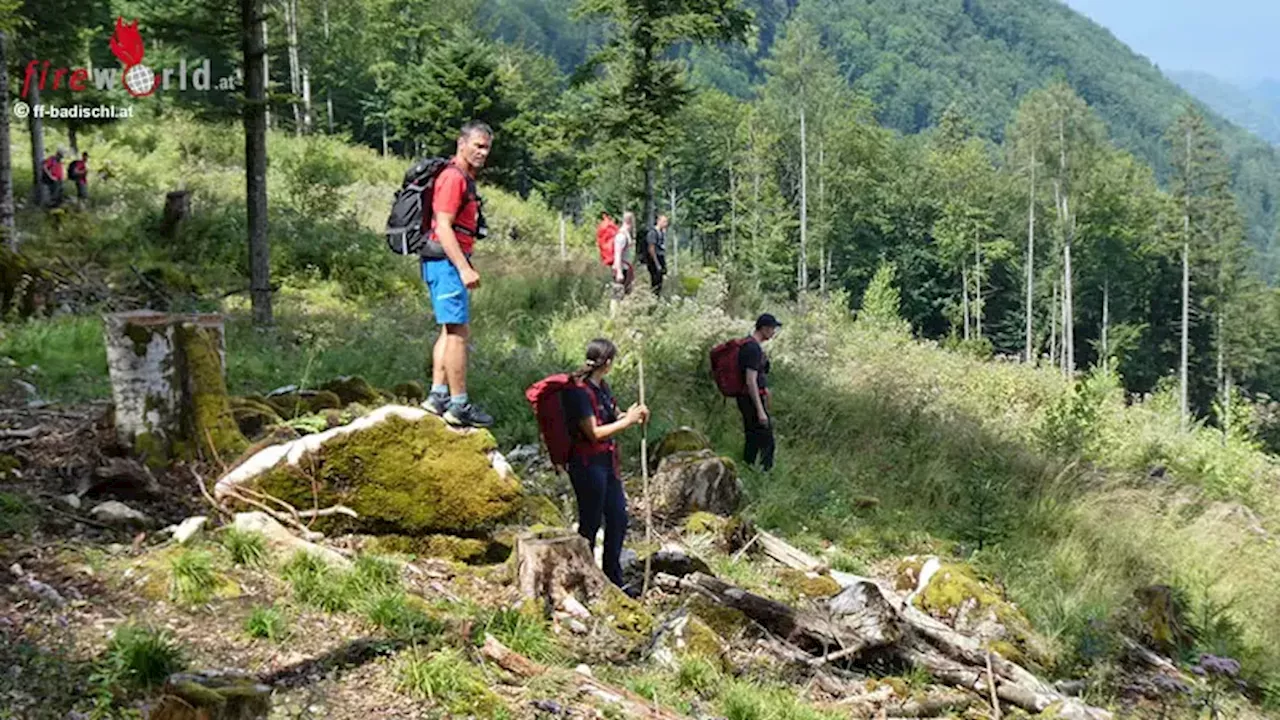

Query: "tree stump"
<box><xmin>515</xmin><ymin>532</ymin><xmax>608</xmax><ymax>611</ymax></box>
<box><xmin>161</xmin><ymin>190</ymin><xmax>191</xmax><ymax>238</ymax></box>
<box><xmin>104</xmin><ymin>311</ymin><xmax>246</xmax><ymax>465</ymax></box>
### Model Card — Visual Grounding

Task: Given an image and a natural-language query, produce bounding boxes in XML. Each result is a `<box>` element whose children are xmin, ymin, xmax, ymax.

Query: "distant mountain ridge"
<box><xmin>1169</xmin><ymin>70</ymin><xmax>1280</xmax><ymax>146</ymax></box>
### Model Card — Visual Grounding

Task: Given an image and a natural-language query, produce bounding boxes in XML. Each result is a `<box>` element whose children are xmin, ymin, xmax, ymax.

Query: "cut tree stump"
<box><xmin>515</xmin><ymin>532</ymin><xmax>608</xmax><ymax>611</ymax></box>
<box><xmin>104</xmin><ymin>311</ymin><xmax>247</xmax><ymax>465</ymax></box>
<box><xmin>161</xmin><ymin>190</ymin><xmax>191</xmax><ymax>238</ymax></box>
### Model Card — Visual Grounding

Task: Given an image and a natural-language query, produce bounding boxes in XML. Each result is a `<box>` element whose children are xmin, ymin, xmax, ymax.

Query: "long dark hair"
<box><xmin>571</xmin><ymin>338</ymin><xmax>617</xmax><ymax>383</ymax></box>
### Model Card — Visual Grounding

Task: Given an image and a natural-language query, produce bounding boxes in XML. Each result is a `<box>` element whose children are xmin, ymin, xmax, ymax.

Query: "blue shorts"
<box><xmin>421</xmin><ymin>259</ymin><xmax>470</xmax><ymax>326</ymax></box>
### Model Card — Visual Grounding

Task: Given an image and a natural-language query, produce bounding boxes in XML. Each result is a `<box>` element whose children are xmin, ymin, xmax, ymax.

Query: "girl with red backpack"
<box><xmin>526</xmin><ymin>338</ymin><xmax>648</xmax><ymax>588</ymax></box>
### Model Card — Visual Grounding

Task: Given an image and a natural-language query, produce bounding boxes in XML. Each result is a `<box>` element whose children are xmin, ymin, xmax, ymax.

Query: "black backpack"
<box><xmin>385</xmin><ymin>157</ymin><xmax>487</xmax><ymax>259</ymax></box>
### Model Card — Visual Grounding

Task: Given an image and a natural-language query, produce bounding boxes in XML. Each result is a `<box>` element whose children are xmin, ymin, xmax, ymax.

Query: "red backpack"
<box><xmin>709</xmin><ymin>338</ymin><xmax>751</xmax><ymax>397</ymax></box>
<box><xmin>596</xmin><ymin>220</ymin><xmax>619</xmax><ymax>266</ymax></box>
<box><xmin>525</xmin><ymin>374</ymin><xmax>615</xmax><ymax>471</ymax></box>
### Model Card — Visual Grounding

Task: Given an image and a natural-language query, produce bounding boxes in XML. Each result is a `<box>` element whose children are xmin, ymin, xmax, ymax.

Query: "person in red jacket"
<box><xmin>41</xmin><ymin>150</ymin><xmax>66</xmax><ymax>208</ymax></box>
<box><xmin>68</xmin><ymin>152</ymin><xmax>90</xmax><ymax>206</ymax></box>
<box><xmin>419</xmin><ymin>120</ymin><xmax>495</xmax><ymax>428</ymax></box>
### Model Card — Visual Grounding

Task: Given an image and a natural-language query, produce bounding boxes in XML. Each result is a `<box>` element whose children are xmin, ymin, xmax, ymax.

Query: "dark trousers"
<box><xmin>736</xmin><ymin>394</ymin><xmax>775</xmax><ymax>471</ymax></box>
<box><xmin>569</xmin><ymin>453</ymin><xmax>628</xmax><ymax>586</ymax></box>
<box><xmin>645</xmin><ymin>258</ymin><xmax>664</xmax><ymax>294</ymax></box>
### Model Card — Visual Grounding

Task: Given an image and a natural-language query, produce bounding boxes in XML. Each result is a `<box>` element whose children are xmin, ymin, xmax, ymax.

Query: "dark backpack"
<box><xmin>709</xmin><ymin>337</ymin><xmax>752</xmax><ymax>397</ymax></box>
<box><xmin>525</xmin><ymin>374</ymin><xmax>615</xmax><ymax>472</ymax></box>
<box><xmin>385</xmin><ymin>158</ymin><xmax>488</xmax><ymax>259</ymax></box>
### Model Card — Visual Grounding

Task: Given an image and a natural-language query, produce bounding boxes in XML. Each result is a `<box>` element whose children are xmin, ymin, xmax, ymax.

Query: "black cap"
<box><xmin>755</xmin><ymin>313</ymin><xmax>782</xmax><ymax>329</ymax></box>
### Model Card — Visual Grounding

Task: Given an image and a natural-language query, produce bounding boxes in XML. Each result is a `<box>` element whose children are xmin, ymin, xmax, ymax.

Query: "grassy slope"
<box><xmin>6</xmin><ymin>117</ymin><xmax>1280</xmax><ymax>699</ymax></box>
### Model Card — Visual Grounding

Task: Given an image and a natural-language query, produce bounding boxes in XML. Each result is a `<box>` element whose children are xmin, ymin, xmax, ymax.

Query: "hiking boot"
<box><xmin>444</xmin><ymin>402</ymin><xmax>494</xmax><ymax>429</ymax></box>
<box><xmin>421</xmin><ymin>393</ymin><xmax>449</xmax><ymax>417</ymax></box>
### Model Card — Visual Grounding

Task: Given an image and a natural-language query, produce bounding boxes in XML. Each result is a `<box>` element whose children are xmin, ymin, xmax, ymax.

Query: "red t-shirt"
<box><xmin>426</xmin><ymin>163</ymin><xmax>479</xmax><ymax>255</ymax></box>
<box><xmin>69</xmin><ymin>160</ymin><xmax>88</xmax><ymax>184</ymax></box>
<box><xmin>43</xmin><ymin>157</ymin><xmax>65</xmax><ymax>182</ymax></box>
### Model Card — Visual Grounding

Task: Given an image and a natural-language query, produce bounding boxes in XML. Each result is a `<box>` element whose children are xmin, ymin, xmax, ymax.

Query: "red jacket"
<box><xmin>69</xmin><ymin>160</ymin><xmax>88</xmax><ymax>184</ymax></box>
<box><xmin>42</xmin><ymin>156</ymin><xmax>65</xmax><ymax>183</ymax></box>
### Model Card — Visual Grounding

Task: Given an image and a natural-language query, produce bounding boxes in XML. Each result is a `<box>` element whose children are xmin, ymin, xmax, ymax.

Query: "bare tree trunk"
<box><xmin>962</xmin><ymin>263</ymin><xmax>971</xmax><ymax>341</ymax></box>
<box><xmin>557</xmin><ymin>212</ymin><xmax>566</xmax><ymax>260</ymax></box>
<box><xmin>1050</xmin><ymin>280</ymin><xmax>1058</xmax><ymax>366</ymax></box>
<box><xmin>798</xmin><ymin>106</ymin><xmax>808</xmax><ymax>295</ymax></box>
<box><xmin>244</xmin><ymin>0</ymin><xmax>273</xmax><ymax>327</ymax></box>
<box><xmin>643</xmin><ymin>157</ymin><xmax>655</xmax><ymax>243</ymax></box>
<box><xmin>1063</xmin><ymin>241</ymin><xmax>1074</xmax><ymax>376</ymax></box>
<box><xmin>669</xmin><ymin>185</ymin><xmax>677</xmax><ymax>278</ymax></box>
<box><xmin>323</xmin><ymin>0</ymin><xmax>333</xmax><ymax>133</ymax></box>
<box><xmin>285</xmin><ymin>0</ymin><xmax>302</xmax><ymax>135</ymax></box>
<box><xmin>1101</xmin><ymin>280</ymin><xmax>1110</xmax><ymax>372</ymax></box>
<box><xmin>27</xmin><ymin>59</ymin><xmax>46</xmax><ymax>208</ymax></box>
<box><xmin>0</xmin><ymin>31</ymin><xmax>15</xmax><ymax>248</ymax></box>
<box><xmin>728</xmin><ymin>137</ymin><xmax>736</xmax><ymax>259</ymax></box>
<box><xmin>819</xmin><ymin>141</ymin><xmax>826</xmax><ymax>294</ymax></box>
<box><xmin>975</xmin><ymin>236</ymin><xmax>983</xmax><ymax>340</ymax></box>
<box><xmin>1217</xmin><ymin>311</ymin><xmax>1225</xmax><ymax>423</ymax></box>
<box><xmin>381</xmin><ymin>118</ymin><xmax>388</xmax><ymax>157</ymax></box>
<box><xmin>1025</xmin><ymin>154</ymin><xmax>1036</xmax><ymax>363</ymax></box>
<box><xmin>301</xmin><ymin>65</ymin><xmax>313</xmax><ymax>134</ymax></box>
<box><xmin>1180</xmin><ymin>128</ymin><xmax>1191</xmax><ymax>430</ymax></box>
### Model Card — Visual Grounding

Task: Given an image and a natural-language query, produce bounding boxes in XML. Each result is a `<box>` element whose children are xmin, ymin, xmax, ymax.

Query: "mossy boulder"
<box><xmin>320</xmin><ymin>376</ymin><xmax>381</xmax><ymax>406</ymax></box>
<box><xmin>779</xmin><ymin>569</ymin><xmax>842</xmax><ymax>600</ymax></box>
<box><xmin>230</xmin><ymin>397</ymin><xmax>283</xmax><ymax>439</ymax></box>
<box><xmin>368</xmin><ymin>534</ymin><xmax>490</xmax><ymax>563</ymax></box>
<box><xmin>151</xmin><ymin>670</ymin><xmax>271</xmax><ymax>720</ymax></box>
<box><xmin>687</xmin><ymin>595</ymin><xmax>749</xmax><ymax>640</ymax></box>
<box><xmin>393</xmin><ymin>381</ymin><xmax>426</xmax><ymax>404</ymax></box>
<box><xmin>214</xmin><ymin>406</ymin><xmax>521</xmax><ymax>536</ymax></box>
<box><xmin>652</xmin><ymin>427</ymin><xmax>711</xmax><ymax>470</ymax></box>
<box><xmin>652</xmin><ymin>450</ymin><xmax>741</xmax><ymax>522</ymax></box>
<box><xmin>514</xmin><ymin>494</ymin><xmax>566</xmax><ymax>527</ymax></box>
<box><xmin>909</xmin><ymin>561</ymin><xmax>1051</xmax><ymax>668</ymax></box>
<box><xmin>595</xmin><ymin>585</ymin><xmax>654</xmax><ymax>646</ymax></box>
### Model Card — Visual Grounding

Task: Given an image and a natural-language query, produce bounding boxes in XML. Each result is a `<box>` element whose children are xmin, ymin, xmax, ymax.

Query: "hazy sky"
<box><xmin>1062</xmin><ymin>0</ymin><xmax>1278</xmax><ymax>85</ymax></box>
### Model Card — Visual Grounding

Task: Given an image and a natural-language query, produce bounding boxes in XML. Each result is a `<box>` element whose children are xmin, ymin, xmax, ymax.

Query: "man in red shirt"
<box><xmin>421</xmin><ymin>120</ymin><xmax>494</xmax><ymax>428</ymax></box>
<box><xmin>68</xmin><ymin>152</ymin><xmax>90</xmax><ymax>206</ymax></box>
<box><xmin>41</xmin><ymin>150</ymin><xmax>66</xmax><ymax>208</ymax></box>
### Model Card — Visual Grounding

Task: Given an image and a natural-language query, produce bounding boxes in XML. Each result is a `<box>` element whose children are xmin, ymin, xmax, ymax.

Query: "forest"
<box><xmin>5</xmin><ymin>0</ymin><xmax>1280</xmax><ymax>718</ymax></box>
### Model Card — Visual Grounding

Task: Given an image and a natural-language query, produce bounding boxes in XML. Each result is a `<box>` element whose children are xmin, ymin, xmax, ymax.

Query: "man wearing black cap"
<box><xmin>738</xmin><ymin>313</ymin><xmax>781</xmax><ymax>470</ymax></box>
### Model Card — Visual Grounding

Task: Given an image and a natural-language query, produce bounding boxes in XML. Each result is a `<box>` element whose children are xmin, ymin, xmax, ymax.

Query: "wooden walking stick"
<box><xmin>639</xmin><ymin>337</ymin><xmax>653</xmax><ymax>597</ymax></box>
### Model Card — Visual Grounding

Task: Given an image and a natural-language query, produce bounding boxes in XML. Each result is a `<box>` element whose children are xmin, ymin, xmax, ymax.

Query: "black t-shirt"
<box><xmin>738</xmin><ymin>339</ymin><xmax>769</xmax><ymax>391</ymax></box>
<box><xmin>563</xmin><ymin>380</ymin><xmax>618</xmax><ymax>442</ymax></box>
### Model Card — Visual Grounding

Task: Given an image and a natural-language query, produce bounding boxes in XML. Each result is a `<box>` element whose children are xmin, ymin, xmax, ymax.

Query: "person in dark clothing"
<box><xmin>642</xmin><ymin>215</ymin><xmax>668</xmax><ymax>294</ymax></box>
<box><xmin>562</xmin><ymin>338</ymin><xmax>649</xmax><ymax>588</ymax></box>
<box><xmin>737</xmin><ymin>313</ymin><xmax>781</xmax><ymax>471</ymax></box>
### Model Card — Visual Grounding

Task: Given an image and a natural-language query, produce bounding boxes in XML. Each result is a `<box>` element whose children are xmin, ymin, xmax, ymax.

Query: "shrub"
<box><xmin>169</xmin><ymin>549</ymin><xmax>220</xmax><ymax>605</ymax></box>
<box><xmin>221</xmin><ymin>528</ymin><xmax>268</xmax><ymax>567</ymax></box>
<box><xmin>244</xmin><ymin>606</ymin><xmax>289</xmax><ymax>642</ymax></box>
<box><xmin>100</xmin><ymin>625</ymin><xmax>184</xmax><ymax>691</ymax></box>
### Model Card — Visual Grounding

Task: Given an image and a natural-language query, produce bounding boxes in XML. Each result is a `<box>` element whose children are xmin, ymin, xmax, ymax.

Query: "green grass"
<box><xmin>0</xmin><ymin>316</ymin><xmax>109</xmax><ymax>401</ymax></box>
<box><xmin>168</xmin><ymin>549</ymin><xmax>220</xmax><ymax>605</ymax></box>
<box><xmin>675</xmin><ymin>655</ymin><xmax>722</xmax><ymax>696</ymax></box>
<box><xmin>100</xmin><ymin>625</ymin><xmax>185</xmax><ymax>691</ymax></box>
<box><xmin>244</xmin><ymin>605</ymin><xmax>289</xmax><ymax>642</ymax></box>
<box><xmin>280</xmin><ymin>551</ymin><xmax>353</xmax><ymax>612</ymax></box>
<box><xmin>220</xmin><ymin>528</ymin><xmax>268</xmax><ymax>567</ymax></box>
<box><xmin>396</xmin><ymin>647</ymin><xmax>503</xmax><ymax>715</ymax></box>
<box><xmin>0</xmin><ymin>491</ymin><xmax>34</xmax><ymax>535</ymax></box>
<box><xmin>477</xmin><ymin>607</ymin><xmax>561</xmax><ymax>664</ymax></box>
<box><xmin>363</xmin><ymin>592</ymin><xmax>444</xmax><ymax>643</ymax></box>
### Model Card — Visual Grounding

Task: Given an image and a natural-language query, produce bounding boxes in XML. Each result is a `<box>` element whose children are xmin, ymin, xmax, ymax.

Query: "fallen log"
<box><xmin>660</xmin><ymin>568</ymin><xmax>1112</xmax><ymax>720</ymax></box>
<box><xmin>480</xmin><ymin>634</ymin><xmax>685</xmax><ymax>720</ymax></box>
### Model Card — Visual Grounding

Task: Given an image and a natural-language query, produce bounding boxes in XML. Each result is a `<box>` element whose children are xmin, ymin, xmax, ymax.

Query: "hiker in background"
<box><xmin>738</xmin><ymin>313</ymin><xmax>781</xmax><ymax>471</ymax></box>
<box><xmin>563</xmin><ymin>338</ymin><xmax>648</xmax><ymax>590</ymax></box>
<box><xmin>68</xmin><ymin>152</ymin><xmax>90</xmax><ymax>207</ymax></box>
<box><xmin>421</xmin><ymin>120</ymin><xmax>495</xmax><ymax>429</ymax></box>
<box><xmin>614</xmin><ymin>211</ymin><xmax>636</xmax><ymax>295</ymax></box>
<box><xmin>642</xmin><ymin>214</ymin><xmax>669</xmax><ymax>294</ymax></box>
<box><xmin>40</xmin><ymin>149</ymin><xmax>66</xmax><ymax>208</ymax></box>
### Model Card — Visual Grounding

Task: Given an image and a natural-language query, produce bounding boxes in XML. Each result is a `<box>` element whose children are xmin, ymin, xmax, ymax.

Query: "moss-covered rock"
<box><xmin>393</xmin><ymin>381</ymin><xmax>426</xmax><ymax>404</ymax></box>
<box><xmin>595</xmin><ymin>586</ymin><xmax>654</xmax><ymax>646</ymax></box>
<box><xmin>229</xmin><ymin>397</ymin><xmax>282</xmax><ymax>439</ymax></box>
<box><xmin>513</xmin><ymin>494</ymin><xmax>566</xmax><ymax>527</ymax></box>
<box><xmin>0</xmin><ymin>453</ymin><xmax>21</xmax><ymax>481</ymax></box>
<box><xmin>687</xmin><ymin>595</ymin><xmax>749</xmax><ymax>640</ymax></box>
<box><xmin>320</xmin><ymin>376</ymin><xmax>381</xmax><ymax>406</ymax></box>
<box><xmin>368</xmin><ymin>534</ymin><xmax>489</xmax><ymax>563</ymax></box>
<box><xmin>911</xmin><ymin>562</ymin><xmax>1051</xmax><ymax>669</ymax></box>
<box><xmin>151</xmin><ymin>670</ymin><xmax>272</xmax><ymax>720</ymax></box>
<box><xmin>221</xmin><ymin>407</ymin><xmax>521</xmax><ymax>536</ymax></box>
<box><xmin>652</xmin><ymin>427</ymin><xmax>711</xmax><ymax>469</ymax></box>
<box><xmin>307</xmin><ymin>390</ymin><xmax>343</xmax><ymax>412</ymax></box>
<box><xmin>778</xmin><ymin>569</ymin><xmax>842</xmax><ymax>600</ymax></box>
<box><xmin>652</xmin><ymin>450</ymin><xmax>742</xmax><ymax>522</ymax></box>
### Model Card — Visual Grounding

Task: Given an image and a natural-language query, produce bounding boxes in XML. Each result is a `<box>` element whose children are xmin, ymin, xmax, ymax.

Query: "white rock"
<box><xmin>232</xmin><ymin>512</ymin><xmax>349</xmax><ymax>568</ymax></box>
<box><xmin>574</xmin><ymin>664</ymin><xmax>593</xmax><ymax>677</ymax></box>
<box><xmin>567</xmin><ymin>619</ymin><xmax>589</xmax><ymax>635</ymax></box>
<box><xmin>170</xmin><ymin>516</ymin><xmax>208</xmax><ymax>544</ymax></box>
<box><xmin>89</xmin><ymin>501</ymin><xmax>153</xmax><ymax>527</ymax></box>
<box><xmin>560</xmin><ymin>595</ymin><xmax>592</xmax><ymax>620</ymax></box>
<box><xmin>58</xmin><ymin>494</ymin><xmax>82</xmax><ymax>510</ymax></box>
